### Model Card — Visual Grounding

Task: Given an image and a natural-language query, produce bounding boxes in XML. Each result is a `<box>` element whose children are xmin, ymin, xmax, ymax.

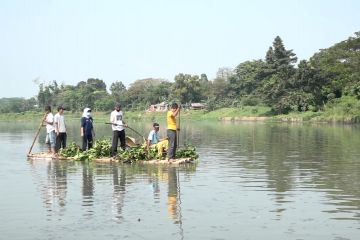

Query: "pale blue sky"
<box><xmin>1</xmin><ymin>0</ymin><xmax>359</xmax><ymax>98</ymax></box>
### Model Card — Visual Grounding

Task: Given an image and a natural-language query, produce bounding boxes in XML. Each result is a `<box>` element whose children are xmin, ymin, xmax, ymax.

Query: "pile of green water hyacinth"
<box><xmin>117</xmin><ymin>144</ymin><xmax>199</xmax><ymax>163</ymax></box>
<box><xmin>116</xmin><ymin>146</ymin><xmax>158</xmax><ymax>163</ymax></box>
<box><xmin>59</xmin><ymin>139</ymin><xmax>198</xmax><ymax>162</ymax></box>
<box><xmin>59</xmin><ymin>139</ymin><xmax>111</xmax><ymax>161</ymax></box>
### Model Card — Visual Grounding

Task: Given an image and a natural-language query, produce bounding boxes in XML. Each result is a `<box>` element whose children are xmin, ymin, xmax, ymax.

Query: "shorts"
<box><xmin>45</xmin><ymin>130</ymin><xmax>56</xmax><ymax>148</ymax></box>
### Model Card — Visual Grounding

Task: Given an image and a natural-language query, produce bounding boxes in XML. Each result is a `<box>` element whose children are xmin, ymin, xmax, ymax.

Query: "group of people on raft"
<box><xmin>43</xmin><ymin>102</ymin><xmax>181</xmax><ymax>162</ymax></box>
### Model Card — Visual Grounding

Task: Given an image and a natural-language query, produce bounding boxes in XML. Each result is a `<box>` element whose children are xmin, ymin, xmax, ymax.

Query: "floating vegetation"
<box><xmin>58</xmin><ymin>139</ymin><xmax>198</xmax><ymax>162</ymax></box>
<box><xmin>58</xmin><ymin>139</ymin><xmax>111</xmax><ymax>161</ymax></box>
<box><xmin>117</xmin><ymin>146</ymin><xmax>158</xmax><ymax>163</ymax></box>
<box><xmin>59</xmin><ymin>142</ymin><xmax>80</xmax><ymax>158</ymax></box>
<box><xmin>176</xmin><ymin>144</ymin><xmax>199</xmax><ymax>159</ymax></box>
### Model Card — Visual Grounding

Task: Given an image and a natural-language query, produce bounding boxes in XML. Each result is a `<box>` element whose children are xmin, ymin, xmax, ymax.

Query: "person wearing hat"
<box><xmin>147</xmin><ymin>122</ymin><xmax>169</xmax><ymax>159</ymax></box>
<box><xmin>110</xmin><ymin>103</ymin><xmax>128</xmax><ymax>157</ymax></box>
<box><xmin>54</xmin><ymin>105</ymin><xmax>67</xmax><ymax>153</ymax></box>
<box><xmin>44</xmin><ymin>105</ymin><xmax>56</xmax><ymax>154</ymax></box>
<box><xmin>81</xmin><ymin>107</ymin><xmax>95</xmax><ymax>151</ymax></box>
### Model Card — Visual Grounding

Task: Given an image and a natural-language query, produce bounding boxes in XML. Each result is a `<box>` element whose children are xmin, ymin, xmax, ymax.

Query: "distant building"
<box><xmin>147</xmin><ymin>101</ymin><xmax>168</xmax><ymax>112</ymax></box>
<box><xmin>190</xmin><ymin>103</ymin><xmax>206</xmax><ymax>110</ymax></box>
<box><xmin>147</xmin><ymin>102</ymin><xmax>206</xmax><ymax>111</ymax></box>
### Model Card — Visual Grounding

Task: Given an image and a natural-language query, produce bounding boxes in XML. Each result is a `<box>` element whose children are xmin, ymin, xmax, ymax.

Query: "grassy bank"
<box><xmin>2</xmin><ymin>97</ymin><xmax>360</xmax><ymax>124</ymax></box>
<box><xmin>0</xmin><ymin>106</ymin><xmax>272</xmax><ymax>122</ymax></box>
<box><xmin>274</xmin><ymin>96</ymin><xmax>360</xmax><ymax>124</ymax></box>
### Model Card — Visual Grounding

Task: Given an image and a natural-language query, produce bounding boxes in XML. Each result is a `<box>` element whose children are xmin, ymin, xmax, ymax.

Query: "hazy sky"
<box><xmin>1</xmin><ymin>0</ymin><xmax>360</xmax><ymax>98</ymax></box>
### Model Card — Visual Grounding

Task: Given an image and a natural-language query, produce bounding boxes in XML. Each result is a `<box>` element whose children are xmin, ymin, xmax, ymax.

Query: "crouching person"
<box><xmin>147</xmin><ymin>122</ymin><xmax>168</xmax><ymax>159</ymax></box>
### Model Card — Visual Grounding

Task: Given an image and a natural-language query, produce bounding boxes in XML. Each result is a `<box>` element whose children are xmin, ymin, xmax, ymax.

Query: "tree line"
<box><xmin>1</xmin><ymin>32</ymin><xmax>359</xmax><ymax>114</ymax></box>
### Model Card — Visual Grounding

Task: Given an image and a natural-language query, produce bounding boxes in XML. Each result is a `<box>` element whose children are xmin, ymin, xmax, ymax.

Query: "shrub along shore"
<box><xmin>1</xmin><ymin>102</ymin><xmax>360</xmax><ymax>124</ymax></box>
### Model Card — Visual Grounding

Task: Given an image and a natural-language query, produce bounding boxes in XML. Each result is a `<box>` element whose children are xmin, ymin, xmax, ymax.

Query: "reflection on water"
<box><xmin>82</xmin><ymin>163</ymin><xmax>94</xmax><ymax>218</ymax></box>
<box><xmin>167</xmin><ymin>167</ymin><xmax>179</xmax><ymax>220</ymax></box>
<box><xmin>27</xmin><ymin>156</ymin><xmax>196</xmax><ymax>232</ymax></box>
<box><xmin>28</xmin><ymin>160</ymin><xmax>69</xmax><ymax>217</ymax></box>
<box><xmin>112</xmin><ymin>165</ymin><xmax>125</xmax><ymax>222</ymax></box>
<box><xmin>1</xmin><ymin>121</ymin><xmax>360</xmax><ymax>239</ymax></box>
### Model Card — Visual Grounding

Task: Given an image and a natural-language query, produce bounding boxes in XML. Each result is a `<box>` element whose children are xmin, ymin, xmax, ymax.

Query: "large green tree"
<box><xmin>126</xmin><ymin>78</ymin><xmax>169</xmax><ymax>109</ymax></box>
<box><xmin>110</xmin><ymin>81</ymin><xmax>127</xmax><ymax>104</ymax></box>
<box><xmin>234</xmin><ymin>60</ymin><xmax>267</xmax><ymax>97</ymax></box>
<box><xmin>310</xmin><ymin>31</ymin><xmax>360</xmax><ymax>99</ymax></box>
<box><xmin>37</xmin><ymin>80</ymin><xmax>61</xmax><ymax>109</ymax></box>
<box><xmin>172</xmin><ymin>73</ymin><xmax>203</xmax><ymax>103</ymax></box>
<box><xmin>260</xmin><ymin>36</ymin><xmax>298</xmax><ymax>113</ymax></box>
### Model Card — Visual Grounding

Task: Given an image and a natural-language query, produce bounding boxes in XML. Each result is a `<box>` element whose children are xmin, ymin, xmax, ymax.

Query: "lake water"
<box><xmin>0</xmin><ymin>119</ymin><xmax>360</xmax><ymax>240</ymax></box>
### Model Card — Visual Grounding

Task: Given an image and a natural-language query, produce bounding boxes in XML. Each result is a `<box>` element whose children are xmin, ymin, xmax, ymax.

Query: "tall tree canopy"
<box><xmin>2</xmin><ymin>31</ymin><xmax>357</xmax><ymax>115</ymax></box>
<box><xmin>310</xmin><ymin>31</ymin><xmax>360</xmax><ymax>99</ymax></box>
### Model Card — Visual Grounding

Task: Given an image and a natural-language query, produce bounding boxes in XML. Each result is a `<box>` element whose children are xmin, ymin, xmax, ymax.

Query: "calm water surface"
<box><xmin>0</xmin><ymin>120</ymin><xmax>360</xmax><ymax>240</ymax></box>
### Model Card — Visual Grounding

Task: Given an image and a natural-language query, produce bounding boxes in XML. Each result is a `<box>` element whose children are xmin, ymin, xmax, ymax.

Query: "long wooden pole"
<box><xmin>28</xmin><ymin>112</ymin><xmax>48</xmax><ymax>155</ymax></box>
<box><xmin>104</xmin><ymin>123</ymin><xmax>146</xmax><ymax>142</ymax></box>
<box><xmin>177</xmin><ymin>105</ymin><xmax>180</xmax><ymax>147</ymax></box>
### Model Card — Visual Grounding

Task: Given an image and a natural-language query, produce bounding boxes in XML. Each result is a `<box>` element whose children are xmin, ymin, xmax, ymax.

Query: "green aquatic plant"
<box><xmin>88</xmin><ymin>139</ymin><xmax>112</xmax><ymax>158</ymax></box>
<box><xmin>117</xmin><ymin>144</ymin><xmax>199</xmax><ymax>163</ymax></box>
<box><xmin>176</xmin><ymin>144</ymin><xmax>199</xmax><ymax>159</ymax></box>
<box><xmin>117</xmin><ymin>146</ymin><xmax>158</xmax><ymax>163</ymax></box>
<box><xmin>59</xmin><ymin>142</ymin><xmax>80</xmax><ymax>157</ymax></box>
<box><xmin>59</xmin><ymin>139</ymin><xmax>199</xmax><ymax>162</ymax></box>
<box><xmin>59</xmin><ymin>139</ymin><xmax>111</xmax><ymax>161</ymax></box>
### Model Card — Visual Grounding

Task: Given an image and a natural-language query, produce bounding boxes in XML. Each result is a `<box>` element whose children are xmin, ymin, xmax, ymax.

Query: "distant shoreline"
<box><xmin>1</xmin><ymin>107</ymin><xmax>360</xmax><ymax>124</ymax></box>
<box><xmin>220</xmin><ymin>116</ymin><xmax>360</xmax><ymax>124</ymax></box>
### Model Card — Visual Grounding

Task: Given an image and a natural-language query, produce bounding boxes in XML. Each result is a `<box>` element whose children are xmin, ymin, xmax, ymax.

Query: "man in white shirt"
<box><xmin>44</xmin><ymin>105</ymin><xmax>55</xmax><ymax>154</ymax></box>
<box><xmin>110</xmin><ymin>103</ymin><xmax>128</xmax><ymax>157</ymax></box>
<box><xmin>54</xmin><ymin>105</ymin><xmax>67</xmax><ymax>153</ymax></box>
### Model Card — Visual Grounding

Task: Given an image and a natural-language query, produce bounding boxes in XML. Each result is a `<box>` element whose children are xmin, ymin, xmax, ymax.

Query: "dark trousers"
<box><xmin>55</xmin><ymin>132</ymin><xmax>67</xmax><ymax>153</ymax></box>
<box><xmin>82</xmin><ymin>135</ymin><xmax>93</xmax><ymax>151</ymax></box>
<box><xmin>111</xmin><ymin>130</ymin><xmax>126</xmax><ymax>157</ymax></box>
<box><xmin>167</xmin><ymin>129</ymin><xmax>177</xmax><ymax>159</ymax></box>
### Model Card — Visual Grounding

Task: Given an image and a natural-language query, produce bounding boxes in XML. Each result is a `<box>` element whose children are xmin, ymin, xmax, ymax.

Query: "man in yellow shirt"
<box><xmin>167</xmin><ymin>103</ymin><xmax>181</xmax><ymax>162</ymax></box>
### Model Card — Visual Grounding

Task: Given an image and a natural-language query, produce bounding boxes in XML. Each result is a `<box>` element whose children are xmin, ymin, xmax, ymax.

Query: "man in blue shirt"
<box><xmin>147</xmin><ymin>122</ymin><xmax>168</xmax><ymax>159</ymax></box>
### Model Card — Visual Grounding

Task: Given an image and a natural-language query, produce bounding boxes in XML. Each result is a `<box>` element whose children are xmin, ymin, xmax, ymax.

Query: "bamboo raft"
<box><xmin>27</xmin><ymin>152</ymin><xmax>194</xmax><ymax>164</ymax></box>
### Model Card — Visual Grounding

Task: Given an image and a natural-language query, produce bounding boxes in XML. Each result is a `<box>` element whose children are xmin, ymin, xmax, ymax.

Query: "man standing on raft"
<box><xmin>110</xmin><ymin>103</ymin><xmax>128</xmax><ymax>157</ymax></box>
<box><xmin>166</xmin><ymin>103</ymin><xmax>180</xmax><ymax>162</ymax></box>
